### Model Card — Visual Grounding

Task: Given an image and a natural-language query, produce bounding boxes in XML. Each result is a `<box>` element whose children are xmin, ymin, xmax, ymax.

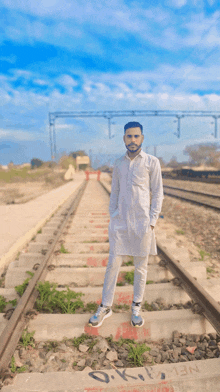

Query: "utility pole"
<box><xmin>154</xmin><ymin>146</ymin><xmax>157</xmax><ymax>157</ymax></box>
<box><xmin>89</xmin><ymin>149</ymin><xmax>92</xmax><ymax>169</ymax></box>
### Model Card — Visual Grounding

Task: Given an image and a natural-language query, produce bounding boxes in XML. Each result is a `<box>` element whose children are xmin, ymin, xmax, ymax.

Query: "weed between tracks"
<box><xmin>0</xmin><ymin>295</ymin><xmax>17</xmax><ymax>312</ymax></box>
<box><xmin>35</xmin><ymin>281</ymin><xmax>84</xmax><ymax>313</ymax></box>
<box><xmin>127</xmin><ymin>343</ymin><xmax>151</xmax><ymax>367</ymax></box>
<box><xmin>60</xmin><ymin>244</ymin><xmax>70</xmax><ymax>254</ymax></box>
<box><xmin>15</xmin><ymin>271</ymin><xmax>34</xmax><ymax>296</ymax></box>
<box><xmin>199</xmin><ymin>249</ymin><xmax>211</xmax><ymax>261</ymax></box>
<box><xmin>117</xmin><ymin>270</ymin><xmax>154</xmax><ymax>286</ymax></box>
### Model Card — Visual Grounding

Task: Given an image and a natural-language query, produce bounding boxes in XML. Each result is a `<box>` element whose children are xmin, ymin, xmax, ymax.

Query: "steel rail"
<box><xmin>163</xmin><ymin>185</ymin><xmax>220</xmax><ymax>199</ymax></box>
<box><xmin>100</xmin><ymin>180</ymin><xmax>220</xmax><ymax>335</ymax></box>
<box><xmin>0</xmin><ymin>181</ymin><xmax>87</xmax><ymax>373</ymax></box>
<box><xmin>163</xmin><ymin>189</ymin><xmax>220</xmax><ymax>211</ymax></box>
<box><xmin>157</xmin><ymin>243</ymin><xmax>220</xmax><ymax>335</ymax></box>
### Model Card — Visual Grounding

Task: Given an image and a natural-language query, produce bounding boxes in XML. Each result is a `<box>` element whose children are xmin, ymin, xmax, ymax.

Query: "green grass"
<box><xmin>143</xmin><ymin>301</ymin><xmax>154</xmax><ymax>311</ymax></box>
<box><xmin>15</xmin><ymin>271</ymin><xmax>34</xmax><ymax>296</ymax></box>
<box><xmin>206</xmin><ymin>267</ymin><xmax>214</xmax><ymax>273</ymax></box>
<box><xmin>124</xmin><ymin>260</ymin><xmax>134</xmax><ymax>266</ymax></box>
<box><xmin>175</xmin><ymin>229</ymin><xmax>185</xmax><ymax>235</ymax></box>
<box><xmin>113</xmin><ymin>304</ymin><xmax>130</xmax><ymax>311</ymax></box>
<box><xmin>0</xmin><ymin>167</ymin><xmax>52</xmax><ymax>183</ymax></box>
<box><xmin>10</xmin><ymin>356</ymin><xmax>17</xmax><ymax>373</ymax></box>
<box><xmin>0</xmin><ymin>295</ymin><xmax>7</xmax><ymax>312</ymax></box>
<box><xmin>124</xmin><ymin>270</ymin><xmax>134</xmax><ymax>284</ymax></box>
<box><xmin>116</xmin><ymin>282</ymin><xmax>124</xmax><ymax>286</ymax></box>
<box><xmin>35</xmin><ymin>281</ymin><xmax>84</xmax><ymax>314</ymax></box>
<box><xmin>19</xmin><ymin>329</ymin><xmax>35</xmax><ymax>349</ymax></box>
<box><xmin>60</xmin><ymin>244</ymin><xmax>70</xmax><ymax>254</ymax></box>
<box><xmin>37</xmin><ymin>229</ymin><xmax>42</xmax><ymax>234</ymax></box>
<box><xmin>146</xmin><ymin>280</ymin><xmax>154</xmax><ymax>285</ymax></box>
<box><xmin>43</xmin><ymin>341</ymin><xmax>59</xmax><ymax>352</ymax></box>
<box><xmin>115</xmin><ymin>337</ymin><xmax>135</xmax><ymax>347</ymax></box>
<box><xmin>72</xmin><ymin>334</ymin><xmax>90</xmax><ymax>348</ymax></box>
<box><xmin>199</xmin><ymin>249</ymin><xmax>210</xmax><ymax>261</ymax></box>
<box><xmin>127</xmin><ymin>343</ymin><xmax>151</xmax><ymax>367</ymax></box>
<box><xmin>84</xmin><ymin>302</ymin><xmax>98</xmax><ymax>313</ymax></box>
<box><xmin>82</xmin><ymin>240</ymin><xmax>98</xmax><ymax>243</ymax></box>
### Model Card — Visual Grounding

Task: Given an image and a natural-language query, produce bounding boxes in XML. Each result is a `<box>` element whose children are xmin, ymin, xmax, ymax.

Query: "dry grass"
<box><xmin>0</xmin><ymin>167</ymin><xmax>67</xmax><ymax>205</ymax></box>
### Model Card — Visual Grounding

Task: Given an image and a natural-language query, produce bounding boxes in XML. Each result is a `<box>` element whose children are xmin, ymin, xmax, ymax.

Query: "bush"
<box><xmin>31</xmin><ymin>158</ymin><xmax>44</xmax><ymax>169</ymax></box>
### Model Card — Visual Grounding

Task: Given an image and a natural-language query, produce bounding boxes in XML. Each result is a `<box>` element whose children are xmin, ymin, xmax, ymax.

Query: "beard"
<box><xmin>126</xmin><ymin>143</ymin><xmax>142</xmax><ymax>153</ymax></box>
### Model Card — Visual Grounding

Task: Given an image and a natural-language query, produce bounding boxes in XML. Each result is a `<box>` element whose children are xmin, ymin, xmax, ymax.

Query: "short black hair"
<box><xmin>124</xmin><ymin>121</ymin><xmax>143</xmax><ymax>134</ymax></box>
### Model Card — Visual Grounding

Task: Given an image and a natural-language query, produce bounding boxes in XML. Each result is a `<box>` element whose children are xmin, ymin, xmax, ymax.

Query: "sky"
<box><xmin>1</xmin><ymin>0</ymin><xmax>220</xmax><ymax>167</ymax></box>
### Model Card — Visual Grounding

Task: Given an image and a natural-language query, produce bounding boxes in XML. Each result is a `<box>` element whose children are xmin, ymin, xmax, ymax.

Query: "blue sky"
<box><xmin>1</xmin><ymin>0</ymin><xmax>220</xmax><ymax>166</ymax></box>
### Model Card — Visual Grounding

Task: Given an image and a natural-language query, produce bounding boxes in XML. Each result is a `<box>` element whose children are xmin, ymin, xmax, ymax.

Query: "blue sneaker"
<box><xmin>88</xmin><ymin>304</ymin><xmax>112</xmax><ymax>328</ymax></box>
<box><xmin>131</xmin><ymin>302</ymin><xmax>144</xmax><ymax>327</ymax></box>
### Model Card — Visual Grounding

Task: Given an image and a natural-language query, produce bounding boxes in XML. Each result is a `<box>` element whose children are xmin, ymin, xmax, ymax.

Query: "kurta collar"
<box><xmin>125</xmin><ymin>149</ymin><xmax>144</xmax><ymax>160</ymax></box>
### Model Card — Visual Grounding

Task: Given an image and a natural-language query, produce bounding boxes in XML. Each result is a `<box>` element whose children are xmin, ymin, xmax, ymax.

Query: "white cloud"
<box><xmin>0</xmin><ymin>128</ymin><xmax>46</xmax><ymax>141</ymax></box>
<box><xmin>56</xmin><ymin>75</ymin><xmax>78</xmax><ymax>90</ymax></box>
<box><xmin>0</xmin><ymin>55</ymin><xmax>16</xmax><ymax>64</ymax></box>
<box><xmin>166</xmin><ymin>0</ymin><xmax>188</xmax><ymax>8</ymax></box>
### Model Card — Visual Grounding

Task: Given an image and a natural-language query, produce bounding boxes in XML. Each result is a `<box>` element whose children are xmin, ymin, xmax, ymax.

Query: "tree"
<box><xmin>167</xmin><ymin>156</ymin><xmax>179</xmax><ymax>168</ymax></box>
<box><xmin>31</xmin><ymin>158</ymin><xmax>43</xmax><ymax>169</ymax></box>
<box><xmin>183</xmin><ymin>143</ymin><xmax>220</xmax><ymax>168</ymax></box>
<box><xmin>59</xmin><ymin>155</ymin><xmax>76</xmax><ymax>170</ymax></box>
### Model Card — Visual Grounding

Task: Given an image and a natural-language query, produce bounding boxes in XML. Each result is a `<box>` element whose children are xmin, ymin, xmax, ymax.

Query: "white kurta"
<box><xmin>108</xmin><ymin>150</ymin><xmax>164</xmax><ymax>257</ymax></box>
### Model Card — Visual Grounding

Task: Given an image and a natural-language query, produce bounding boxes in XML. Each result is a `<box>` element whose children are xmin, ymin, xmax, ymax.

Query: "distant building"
<box><xmin>76</xmin><ymin>156</ymin><xmax>90</xmax><ymax>171</ymax></box>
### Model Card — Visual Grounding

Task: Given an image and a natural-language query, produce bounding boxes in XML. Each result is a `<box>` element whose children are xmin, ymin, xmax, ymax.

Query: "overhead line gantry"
<box><xmin>49</xmin><ymin>110</ymin><xmax>220</xmax><ymax>160</ymax></box>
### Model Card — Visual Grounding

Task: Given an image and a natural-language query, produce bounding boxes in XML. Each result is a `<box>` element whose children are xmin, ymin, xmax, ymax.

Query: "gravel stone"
<box><xmin>59</xmin><ymin>343</ymin><xmax>68</xmax><ymax>352</ymax></box>
<box><xmin>161</xmin><ymin>189</ymin><xmax>220</xmax><ymax>269</ymax></box>
<box><xmin>37</xmin><ymin>342</ymin><xmax>45</xmax><ymax>350</ymax></box>
<box><xmin>106</xmin><ymin>350</ymin><xmax>118</xmax><ymax>361</ymax></box>
<box><xmin>151</xmin><ymin>302</ymin><xmax>160</xmax><ymax>311</ymax></box>
<box><xmin>83</xmin><ymin>366</ymin><xmax>93</xmax><ymax>372</ymax></box>
<box><xmin>13</xmin><ymin>350</ymin><xmax>23</xmax><ymax>368</ymax></box>
<box><xmin>94</xmin><ymin>339</ymin><xmax>110</xmax><ymax>353</ymax></box>
<box><xmin>39</xmin><ymin>351</ymin><xmax>47</xmax><ymax>360</ymax></box>
<box><xmin>162</xmin><ymin>344</ymin><xmax>170</xmax><ymax>351</ymax></box>
<box><xmin>155</xmin><ymin>354</ymin><xmax>162</xmax><ymax>363</ymax></box>
<box><xmin>19</xmin><ymin>347</ymin><xmax>26</xmax><ymax>358</ymax></box>
<box><xmin>115</xmin><ymin>360</ymin><xmax>124</xmax><ymax>367</ymax></box>
<box><xmin>85</xmin><ymin>358</ymin><xmax>93</xmax><ymax>367</ymax></box>
<box><xmin>161</xmin><ymin>351</ymin><xmax>169</xmax><ymax>361</ymax></box>
<box><xmin>173</xmin><ymin>331</ymin><xmax>181</xmax><ymax>339</ymax></box>
<box><xmin>79</xmin><ymin>344</ymin><xmax>89</xmax><ymax>353</ymax></box>
<box><xmin>149</xmin><ymin>349</ymin><xmax>159</xmax><ymax>357</ymax></box>
<box><xmin>77</xmin><ymin>358</ymin><xmax>86</xmax><ymax>367</ymax></box>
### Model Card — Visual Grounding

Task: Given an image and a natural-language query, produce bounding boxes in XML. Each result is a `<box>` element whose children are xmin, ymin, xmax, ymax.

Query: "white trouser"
<box><xmin>101</xmin><ymin>253</ymin><xmax>149</xmax><ymax>307</ymax></box>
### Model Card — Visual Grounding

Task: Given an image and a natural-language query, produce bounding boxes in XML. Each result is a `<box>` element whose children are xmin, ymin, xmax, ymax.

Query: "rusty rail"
<box><xmin>158</xmin><ymin>243</ymin><xmax>220</xmax><ymax>335</ymax></box>
<box><xmin>163</xmin><ymin>185</ymin><xmax>220</xmax><ymax>199</ymax></box>
<box><xmin>0</xmin><ymin>181</ymin><xmax>87</xmax><ymax>373</ymax></box>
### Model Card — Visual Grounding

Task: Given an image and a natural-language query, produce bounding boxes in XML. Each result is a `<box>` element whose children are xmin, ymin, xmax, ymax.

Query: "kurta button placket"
<box><xmin>109</xmin><ymin>149</ymin><xmax>163</xmax><ymax>257</ymax></box>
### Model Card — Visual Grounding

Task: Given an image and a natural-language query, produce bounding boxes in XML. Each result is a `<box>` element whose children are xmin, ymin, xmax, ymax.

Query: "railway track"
<box><xmin>163</xmin><ymin>185</ymin><xmax>220</xmax><ymax>211</ymax></box>
<box><xmin>0</xmin><ymin>177</ymin><xmax>220</xmax><ymax>391</ymax></box>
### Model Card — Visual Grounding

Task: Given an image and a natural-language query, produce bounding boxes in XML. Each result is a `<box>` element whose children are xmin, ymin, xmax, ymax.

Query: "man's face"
<box><xmin>123</xmin><ymin>127</ymin><xmax>144</xmax><ymax>153</ymax></box>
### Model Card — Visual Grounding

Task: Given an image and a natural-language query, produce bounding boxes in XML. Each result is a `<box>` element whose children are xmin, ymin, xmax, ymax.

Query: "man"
<box><xmin>88</xmin><ymin>121</ymin><xmax>163</xmax><ymax>328</ymax></box>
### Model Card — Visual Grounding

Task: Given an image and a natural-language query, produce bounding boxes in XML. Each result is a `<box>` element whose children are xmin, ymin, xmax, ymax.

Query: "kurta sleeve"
<box><xmin>149</xmin><ymin>158</ymin><xmax>164</xmax><ymax>227</ymax></box>
<box><xmin>109</xmin><ymin>162</ymin><xmax>120</xmax><ymax>217</ymax></box>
